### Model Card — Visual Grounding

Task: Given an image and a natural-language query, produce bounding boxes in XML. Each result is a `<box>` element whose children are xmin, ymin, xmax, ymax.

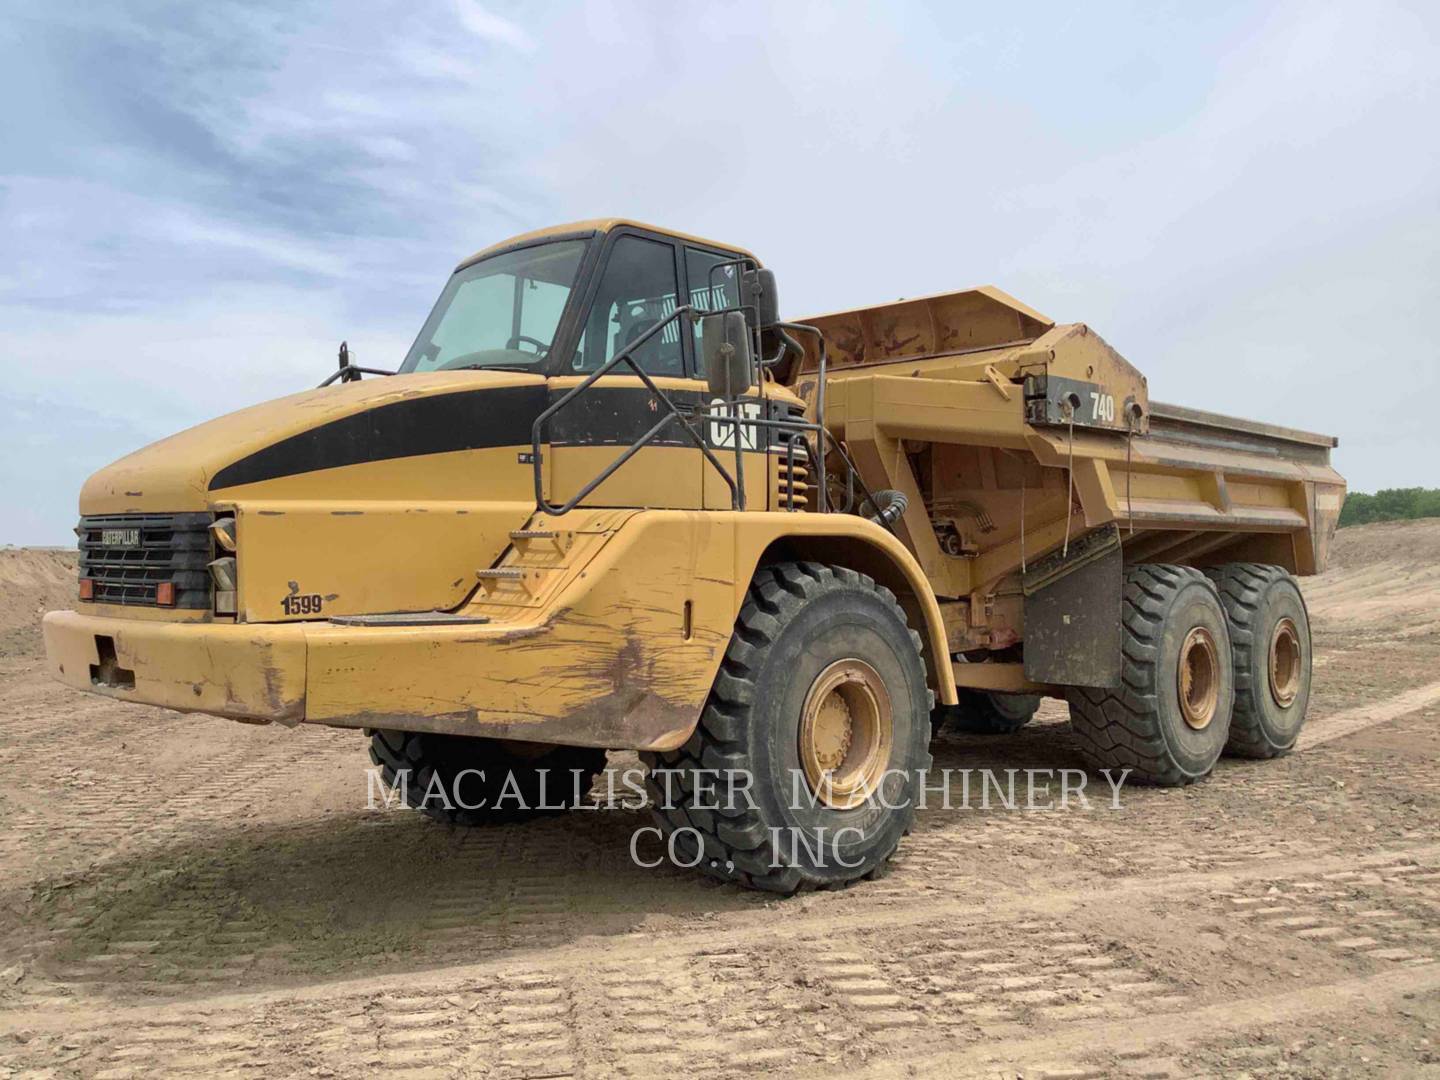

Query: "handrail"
<box><xmin>531</xmin><ymin>305</ymin><xmax>744</xmax><ymax>516</ymax></box>
<box><xmin>528</xmin><ymin>297</ymin><xmax>879</xmax><ymax>527</ymax></box>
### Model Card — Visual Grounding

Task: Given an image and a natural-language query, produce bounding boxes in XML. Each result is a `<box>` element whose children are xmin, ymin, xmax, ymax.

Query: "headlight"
<box><xmin>210</xmin><ymin>517</ymin><xmax>237</xmax><ymax>552</ymax></box>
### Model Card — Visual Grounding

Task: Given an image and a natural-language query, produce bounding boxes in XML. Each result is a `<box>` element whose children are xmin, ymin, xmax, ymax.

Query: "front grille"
<box><xmin>78</xmin><ymin>512</ymin><xmax>212</xmax><ymax>608</ymax></box>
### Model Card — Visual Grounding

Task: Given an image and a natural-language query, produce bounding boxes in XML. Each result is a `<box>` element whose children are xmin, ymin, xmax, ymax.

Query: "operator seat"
<box><xmin>614</xmin><ymin>302</ymin><xmax>683</xmax><ymax>376</ymax></box>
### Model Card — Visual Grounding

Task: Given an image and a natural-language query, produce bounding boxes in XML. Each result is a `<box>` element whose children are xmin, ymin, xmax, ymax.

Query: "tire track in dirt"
<box><xmin>6</xmin><ymin>841</ymin><xmax>1437</xmax><ymax>1029</ymax></box>
<box><xmin>859</xmin><ymin>964</ymin><xmax>1440</xmax><ymax>1079</ymax></box>
<box><xmin>1299</xmin><ymin>678</ymin><xmax>1440</xmax><ymax>749</ymax></box>
<box><xmin>10</xmin><ymin>688</ymin><xmax>1440</xmax><ymax>1011</ymax></box>
<box><xmin>0</xmin><ymin>682</ymin><xmax>360</xmax><ymax>885</ymax></box>
<box><xmin>4</xmin><ymin>670</ymin><xmax>1437</xmax><ymax>1028</ymax></box>
<box><xmin>3</xmin><ymin>844</ymin><xmax>1438</xmax><ymax>1077</ymax></box>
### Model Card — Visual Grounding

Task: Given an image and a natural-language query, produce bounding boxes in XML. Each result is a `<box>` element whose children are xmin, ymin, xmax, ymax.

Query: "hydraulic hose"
<box><xmin>867</xmin><ymin>489</ymin><xmax>909</xmax><ymax>526</ymax></box>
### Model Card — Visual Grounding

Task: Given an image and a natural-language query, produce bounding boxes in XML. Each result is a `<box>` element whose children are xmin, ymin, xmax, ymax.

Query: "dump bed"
<box><xmin>785</xmin><ymin>287</ymin><xmax>1344</xmax><ymax>605</ymax></box>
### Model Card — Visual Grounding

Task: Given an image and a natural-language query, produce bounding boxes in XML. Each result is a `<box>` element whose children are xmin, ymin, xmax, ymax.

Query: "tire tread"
<box><xmin>369</xmin><ymin>731</ymin><xmax>606</xmax><ymax>825</ymax></box>
<box><xmin>1203</xmin><ymin>562</ymin><xmax>1307</xmax><ymax>758</ymax></box>
<box><xmin>1066</xmin><ymin>563</ymin><xmax>1225</xmax><ymax>786</ymax></box>
<box><xmin>642</xmin><ymin>562</ymin><xmax>932</xmax><ymax>894</ymax></box>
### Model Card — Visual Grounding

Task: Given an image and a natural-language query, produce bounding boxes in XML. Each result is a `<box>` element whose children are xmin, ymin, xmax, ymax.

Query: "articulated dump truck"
<box><xmin>44</xmin><ymin>220</ymin><xmax>1344</xmax><ymax>892</ymax></box>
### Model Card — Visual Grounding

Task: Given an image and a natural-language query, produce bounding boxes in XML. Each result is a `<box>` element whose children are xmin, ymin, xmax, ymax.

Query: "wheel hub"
<box><xmin>1269</xmin><ymin>617</ymin><xmax>1302</xmax><ymax>708</ymax></box>
<box><xmin>1178</xmin><ymin>626</ymin><xmax>1220</xmax><ymax>731</ymax></box>
<box><xmin>798</xmin><ymin>659</ymin><xmax>894</xmax><ymax>810</ymax></box>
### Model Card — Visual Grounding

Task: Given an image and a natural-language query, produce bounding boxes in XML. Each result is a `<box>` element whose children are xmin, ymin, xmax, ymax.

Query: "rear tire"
<box><xmin>369</xmin><ymin>730</ymin><xmax>607</xmax><ymax>825</ymax></box>
<box><xmin>940</xmin><ymin>690</ymin><xmax>1041</xmax><ymax>735</ymax></box>
<box><xmin>1203</xmin><ymin>563</ymin><xmax>1312</xmax><ymax>758</ymax></box>
<box><xmin>641</xmin><ymin>562</ymin><xmax>932</xmax><ymax>893</ymax></box>
<box><xmin>1066</xmin><ymin>564</ymin><xmax>1234</xmax><ymax>786</ymax></box>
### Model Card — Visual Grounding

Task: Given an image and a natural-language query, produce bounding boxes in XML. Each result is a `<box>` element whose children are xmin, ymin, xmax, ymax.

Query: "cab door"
<box><xmin>543</xmin><ymin>228</ymin><xmax>708</xmax><ymax>510</ymax></box>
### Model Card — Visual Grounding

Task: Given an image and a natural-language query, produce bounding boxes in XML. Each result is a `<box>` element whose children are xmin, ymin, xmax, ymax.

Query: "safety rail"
<box><xmin>531</xmin><ymin>305</ymin><xmax>747</xmax><ymax>516</ymax></box>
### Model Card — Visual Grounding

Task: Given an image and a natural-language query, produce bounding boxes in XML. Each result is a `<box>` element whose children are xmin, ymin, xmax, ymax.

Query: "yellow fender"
<box><xmin>301</xmin><ymin>509</ymin><xmax>957</xmax><ymax>752</ymax></box>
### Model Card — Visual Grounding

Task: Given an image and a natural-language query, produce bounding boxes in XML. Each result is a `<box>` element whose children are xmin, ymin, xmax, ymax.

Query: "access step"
<box><xmin>508</xmin><ymin>528</ymin><xmax>573</xmax><ymax>554</ymax></box>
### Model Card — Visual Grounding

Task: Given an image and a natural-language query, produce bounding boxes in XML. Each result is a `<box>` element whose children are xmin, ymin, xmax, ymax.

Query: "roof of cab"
<box><xmin>458</xmin><ymin>219</ymin><xmax>759</xmax><ymax>268</ymax></box>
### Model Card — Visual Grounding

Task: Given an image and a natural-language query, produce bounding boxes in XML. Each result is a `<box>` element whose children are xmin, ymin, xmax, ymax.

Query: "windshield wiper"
<box><xmin>455</xmin><ymin>363</ymin><xmax>537</xmax><ymax>372</ymax></box>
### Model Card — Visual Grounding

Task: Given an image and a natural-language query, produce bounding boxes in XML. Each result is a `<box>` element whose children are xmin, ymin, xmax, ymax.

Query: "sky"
<box><xmin>2</xmin><ymin>0</ymin><xmax>1437</xmax><ymax>544</ymax></box>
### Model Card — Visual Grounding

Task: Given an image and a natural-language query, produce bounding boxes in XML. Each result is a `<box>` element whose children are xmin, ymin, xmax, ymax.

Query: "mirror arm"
<box><xmin>762</xmin><ymin>326</ymin><xmax>805</xmax><ymax>373</ymax></box>
<box><xmin>318</xmin><ymin>365</ymin><xmax>396</xmax><ymax>388</ymax></box>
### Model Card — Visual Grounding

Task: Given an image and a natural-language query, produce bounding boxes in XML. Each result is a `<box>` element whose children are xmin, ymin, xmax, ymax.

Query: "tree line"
<box><xmin>1339</xmin><ymin>488</ymin><xmax>1440</xmax><ymax>527</ymax></box>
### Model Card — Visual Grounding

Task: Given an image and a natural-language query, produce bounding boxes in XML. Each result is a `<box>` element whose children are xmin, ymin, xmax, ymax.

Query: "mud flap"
<box><xmin>1022</xmin><ymin>525</ymin><xmax>1122</xmax><ymax>688</ymax></box>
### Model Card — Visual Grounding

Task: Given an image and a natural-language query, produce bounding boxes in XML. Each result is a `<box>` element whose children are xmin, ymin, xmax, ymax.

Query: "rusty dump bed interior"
<box><xmin>794</xmin><ymin>285</ymin><xmax>1057</xmax><ymax>370</ymax></box>
<box><xmin>786</xmin><ymin>286</ymin><xmax>1344</xmax><ymax>600</ymax></box>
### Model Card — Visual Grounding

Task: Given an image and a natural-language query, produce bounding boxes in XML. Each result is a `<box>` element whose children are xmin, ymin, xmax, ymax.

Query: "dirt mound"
<box><xmin>0</xmin><ymin>548</ymin><xmax>78</xmax><ymax>659</ymax></box>
<box><xmin>1306</xmin><ymin>518</ymin><xmax>1440</xmax><ymax>628</ymax></box>
<box><xmin>1327</xmin><ymin>516</ymin><xmax>1440</xmax><ymax>572</ymax></box>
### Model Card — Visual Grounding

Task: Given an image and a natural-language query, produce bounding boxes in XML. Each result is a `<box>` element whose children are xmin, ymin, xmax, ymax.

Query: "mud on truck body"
<box><xmin>43</xmin><ymin>219</ymin><xmax>1345</xmax><ymax>892</ymax></box>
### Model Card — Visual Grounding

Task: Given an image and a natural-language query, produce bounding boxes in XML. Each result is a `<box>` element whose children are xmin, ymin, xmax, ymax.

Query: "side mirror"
<box><xmin>741</xmin><ymin>268</ymin><xmax>780</xmax><ymax>328</ymax></box>
<box><xmin>700</xmin><ymin>311</ymin><xmax>754</xmax><ymax>399</ymax></box>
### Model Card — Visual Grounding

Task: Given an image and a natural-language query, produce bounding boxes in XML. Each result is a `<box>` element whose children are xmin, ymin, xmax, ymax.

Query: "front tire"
<box><xmin>369</xmin><ymin>730</ymin><xmax>607</xmax><ymax>825</ymax></box>
<box><xmin>642</xmin><ymin>562</ymin><xmax>933</xmax><ymax>893</ymax></box>
<box><xmin>1204</xmin><ymin>563</ymin><xmax>1312</xmax><ymax>758</ymax></box>
<box><xmin>1066</xmin><ymin>564</ymin><xmax>1234</xmax><ymax>786</ymax></box>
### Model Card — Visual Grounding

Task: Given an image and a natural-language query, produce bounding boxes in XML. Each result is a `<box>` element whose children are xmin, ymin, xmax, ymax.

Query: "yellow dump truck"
<box><xmin>43</xmin><ymin>220</ymin><xmax>1344</xmax><ymax>892</ymax></box>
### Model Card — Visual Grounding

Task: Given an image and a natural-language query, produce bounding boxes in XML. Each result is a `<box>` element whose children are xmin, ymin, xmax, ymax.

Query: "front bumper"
<box><xmin>41</xmin><ymin>604</ymin><xmax>704</xmax><ymax>750</ymax></box>
<box><xmin>42</xmin><ymin>610</ymin><xmax>308</xmax><ymax>725</ymax></box>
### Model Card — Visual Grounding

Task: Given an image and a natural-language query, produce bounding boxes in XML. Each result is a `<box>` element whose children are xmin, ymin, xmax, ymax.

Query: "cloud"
<box><xmin>0</xmin><ymin>287</ymin><xmax>415</xmax><ymax>544</ymax></box>
<box><xmin>453</xmin><ymin>0</ymin><xmax>536</xmax><ymax>54</ymax></box>
<box><xmin>153</xmin><ymin>209</ymin><xmax>349</xmax><ymax>277</ymax></box>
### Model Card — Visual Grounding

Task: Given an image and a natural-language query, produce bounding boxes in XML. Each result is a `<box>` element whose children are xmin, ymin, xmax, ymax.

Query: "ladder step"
<box><xmin>475</xmin><ymin>568</ymin><xmax>525</xmax><ymax>580</ymax></box>
<box><xmin>509</xmin><ymin>529</ymin><xmax>558</xmax><ymax>540</ymax></box>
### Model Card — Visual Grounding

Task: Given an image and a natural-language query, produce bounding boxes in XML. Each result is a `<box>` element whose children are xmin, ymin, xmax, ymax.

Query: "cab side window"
<box><xmin>685</xmin><ymin>248</ymin><xmax>742</xmax><ymax>376</ymax></box>
<box><xmin>573</xmin><ymin>235</ymin><xmax>683</xmax><ymax>375</ymax></box>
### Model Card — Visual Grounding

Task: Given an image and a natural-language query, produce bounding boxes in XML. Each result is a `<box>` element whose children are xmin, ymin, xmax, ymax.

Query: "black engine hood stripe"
<box><xmin>207</xmin><ymin>383</ymin><xmax>723</xmax><ymax>491</ymax></box>
<box><xmin>209</xmin><ymin>386</ymin><xmax>549</xmax><ymax>490</ymax></box>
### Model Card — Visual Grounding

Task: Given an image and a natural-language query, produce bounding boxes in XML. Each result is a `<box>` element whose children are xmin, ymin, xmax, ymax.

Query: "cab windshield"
<box><xmin>400</xmin><ymin>239</ymin><xmax>587</xmax><ymax>373</ymax></box>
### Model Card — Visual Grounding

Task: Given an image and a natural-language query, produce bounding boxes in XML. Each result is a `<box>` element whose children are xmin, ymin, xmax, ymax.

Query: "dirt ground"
<box><xmin>1</xmin><ymin>522</ymin><xmax>1439</xmax><ymax>1078</ymax></box>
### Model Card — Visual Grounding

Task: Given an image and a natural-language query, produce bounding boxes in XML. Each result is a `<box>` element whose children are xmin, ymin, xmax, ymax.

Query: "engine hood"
<box><xmin>80</xmin><ymin>370</ymin><xmax>548</xmax><ymax>514</ymax></box>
